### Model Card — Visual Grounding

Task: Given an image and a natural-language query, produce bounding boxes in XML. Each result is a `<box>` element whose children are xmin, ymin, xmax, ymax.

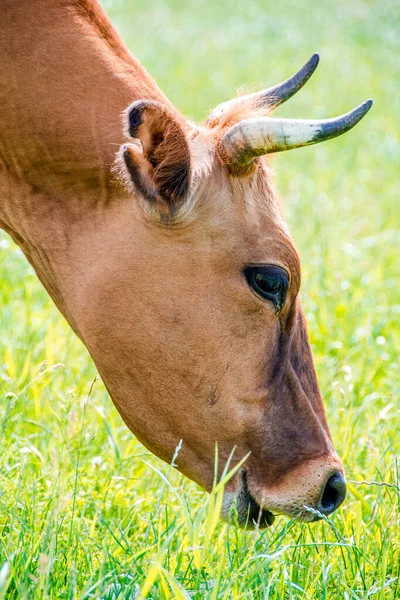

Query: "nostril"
<box><xmin>318</xmin><ymin>472</ymin><xmax>346</xmax><ymax>515</ymax></box>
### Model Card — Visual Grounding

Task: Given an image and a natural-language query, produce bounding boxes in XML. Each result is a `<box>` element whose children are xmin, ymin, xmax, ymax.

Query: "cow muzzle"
<box><xmin>221</xmin><ymin>457</ymin><xmax>346</xmax><ymax>528</ymax></box>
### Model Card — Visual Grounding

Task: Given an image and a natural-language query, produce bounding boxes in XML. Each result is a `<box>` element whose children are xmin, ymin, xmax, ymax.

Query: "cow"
<box><xmin>0</xmin><ymin>0</ymin><xmax>372</xmax><ymax>527</ymax></box>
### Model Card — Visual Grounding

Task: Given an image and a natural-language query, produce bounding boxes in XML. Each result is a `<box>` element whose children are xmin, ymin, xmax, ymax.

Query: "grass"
<box><xmin>1</xmin><ymin>0</ymin><xmax>399</xmax><ymax>597</ymax></box>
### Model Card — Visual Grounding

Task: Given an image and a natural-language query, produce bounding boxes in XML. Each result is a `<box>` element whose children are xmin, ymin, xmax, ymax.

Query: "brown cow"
<box><xmin>0</xmin><ymin>0</ymin><xmax>371</xmax><ymax>527</ymax></box>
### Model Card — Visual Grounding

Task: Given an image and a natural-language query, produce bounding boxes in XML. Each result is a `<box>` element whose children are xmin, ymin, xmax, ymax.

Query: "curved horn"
<box><xmin>207</xmin><ymin>53</ymin><xmax>320</xmax><ymax>125</ymax></box>
<box><xmin>221</xmin><ymin>99</ymin><xmax>373</xmax><ymax>167</ymax></box>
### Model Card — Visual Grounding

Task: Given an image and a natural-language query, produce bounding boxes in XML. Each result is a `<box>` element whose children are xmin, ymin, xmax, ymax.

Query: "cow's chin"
<box><xmin>221</xmin><ymin>470</ymin><xmax>275</xmax><ymax>529</ymax></box>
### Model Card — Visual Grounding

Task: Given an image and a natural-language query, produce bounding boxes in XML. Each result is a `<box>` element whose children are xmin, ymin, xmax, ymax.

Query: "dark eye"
<box><xmin>244</xmin><ymin>266</ymin><xmax>289</xmax><ymax>311</ymax></box>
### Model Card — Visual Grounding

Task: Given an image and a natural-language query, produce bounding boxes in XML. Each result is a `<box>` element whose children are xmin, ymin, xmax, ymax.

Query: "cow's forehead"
<box><xmin>188</xmin><ymin>138</ymin><xmax>301</xmax><ymax>285</ymax></box>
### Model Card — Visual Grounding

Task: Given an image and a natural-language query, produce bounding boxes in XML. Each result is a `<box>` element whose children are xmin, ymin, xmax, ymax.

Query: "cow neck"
<box><xmin>0</xmin><ymin>0</ymin><xmax>170</xmax><ymax>334</ymax></box>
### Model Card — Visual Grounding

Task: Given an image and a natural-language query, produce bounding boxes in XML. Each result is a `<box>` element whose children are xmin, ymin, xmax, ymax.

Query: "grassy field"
<box><xmin>1</xmin><ymin>0</ymin><xmax>399</xmax><ymax>597</ymax></box>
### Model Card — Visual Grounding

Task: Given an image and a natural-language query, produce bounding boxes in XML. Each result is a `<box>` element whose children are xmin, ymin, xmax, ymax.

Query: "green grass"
<box><xmin>1</xmin><ymin>0</ymin><xmax>399</xmax><ymax>597</ymax></box>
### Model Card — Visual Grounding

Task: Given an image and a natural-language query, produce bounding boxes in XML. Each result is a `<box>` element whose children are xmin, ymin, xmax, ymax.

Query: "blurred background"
<box><xmin>0</xmin><ymin>0</ymin><xmax>399</xmax><ymax>597</ymax></box>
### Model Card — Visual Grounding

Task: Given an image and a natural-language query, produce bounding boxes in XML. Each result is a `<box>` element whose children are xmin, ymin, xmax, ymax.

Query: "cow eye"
<box><xmin>244</xmin><ymin>266</ymin><xmax>289</xmax><ymax>311</ymax></box>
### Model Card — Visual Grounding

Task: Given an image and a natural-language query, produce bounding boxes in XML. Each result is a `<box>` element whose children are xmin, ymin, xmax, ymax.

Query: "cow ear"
<box><xmin>121</xmin><ymin>100</ymin><xmax>191</xmax><ymax>217</ymax></box>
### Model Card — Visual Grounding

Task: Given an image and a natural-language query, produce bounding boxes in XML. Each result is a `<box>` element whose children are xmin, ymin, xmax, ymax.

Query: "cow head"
<box><xmin>88</xmin><ymin>55</ymin><xmax>371</xmax><ymax>527</ymax></box>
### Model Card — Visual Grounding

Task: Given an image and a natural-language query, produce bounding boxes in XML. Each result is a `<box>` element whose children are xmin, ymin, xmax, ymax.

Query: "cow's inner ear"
<box><xmin>121</xmin><ymin>100</ymin><xmax>191</xmax><ymax>216</ymax></box>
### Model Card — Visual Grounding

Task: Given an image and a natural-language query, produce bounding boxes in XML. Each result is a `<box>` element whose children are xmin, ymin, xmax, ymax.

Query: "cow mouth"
<box><xmin>223</xmin><ymin>470</ymin><xmax>275</xmax><ymax>529</ymax></box>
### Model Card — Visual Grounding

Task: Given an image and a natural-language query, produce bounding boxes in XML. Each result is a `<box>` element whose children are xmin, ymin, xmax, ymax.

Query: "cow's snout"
<box><xmin>318</xmin><ymin>471</ymin><xmax>346</xmax><ymax>516</ymax></box>
<box><xmin>222</xmin><ymin>456</ymin><xmax>347</xmax><ymax>527</ymax></box>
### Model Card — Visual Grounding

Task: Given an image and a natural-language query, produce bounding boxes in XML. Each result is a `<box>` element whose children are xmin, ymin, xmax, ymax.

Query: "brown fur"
<box><xmin>72</xmin><ymin>0</ymin><xmax>134</xmax><ymax>62</ymax></box>
<box><xmin>210</xmin><ymin>102</ymin><xmax>275</xmax><ymax>133</ymax></box>
<box><xmin>0</xmin><ymin>0</ymin><xmax>344</xmax><ymax>522</ymax></box>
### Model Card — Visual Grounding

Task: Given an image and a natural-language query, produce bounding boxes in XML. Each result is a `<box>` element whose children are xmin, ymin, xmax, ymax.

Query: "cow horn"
<box><xmin>220</xmin><ymin>99</ymin><xmax>373</xmax><ymax>168</ymax></box>
<box><xmin>206</xmin><ymin>53</ymin><xmax>320</xmax><ymax>125</ymax></box>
